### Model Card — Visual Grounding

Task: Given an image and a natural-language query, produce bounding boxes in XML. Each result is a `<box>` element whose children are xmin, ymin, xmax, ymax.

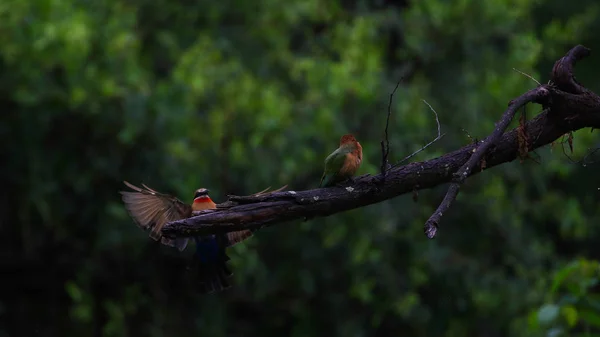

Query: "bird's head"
<box><xmin>193</xmin><ymin>188</ymin><xmax>210</xmax><ymax>200</ymax></box>
<box><xmin>340</xmin><ymin>134</ymin><xmax>358</xmax><ymax>146</ymax></box>
<box><xmin>192</xmin><ymin>188</ymin><xmax>216</xmax><ymax>209</ymax></box>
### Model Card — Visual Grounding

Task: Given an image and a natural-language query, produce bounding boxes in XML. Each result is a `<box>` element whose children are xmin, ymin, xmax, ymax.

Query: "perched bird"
<box><xmin>319</xmin><ymin>134</ymin><xmax>363</xmax><ymax>188</ymax></box>
<box><xmin>120</xmin><ymin>181</ymin><xmax>286</xmax><ymax>292</ymax></box>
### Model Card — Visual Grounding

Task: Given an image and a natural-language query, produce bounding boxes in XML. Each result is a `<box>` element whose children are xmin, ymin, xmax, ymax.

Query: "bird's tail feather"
<box><xmin>193</xmin><ymin>236</ymin><xmax>233</xmax><ymax>293</ymax></box>
<box><xmin>226</xmin><ymin>230</ymin><xmax>253</xmax><ymax>246</ymax></box>
<box><xmin>320</xmin><ymin>173</ymin><xmax>334</xmax><ymax>188</ymax></box>
<box><xmin>161</xmin><ymin>237</ymin><xmax>189</xmax><ymax>251</ymax></box>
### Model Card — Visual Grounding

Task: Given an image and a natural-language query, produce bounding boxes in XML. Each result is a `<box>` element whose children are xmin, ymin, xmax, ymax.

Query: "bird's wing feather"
<box><xmin>324</xmin><ymin>148</ymin><xmax>350</xmax><ymax>173</ymax></box>
<box><xmin>225</xmin><ymin>230</ymin><xmax>254</xmax><ymax>246</ymax></box>
<box><xmin>223</xmin><ymin>184</ymin><xmax>288</xmax><ymax>246</ymax></box>
<box><xmin>246</xmin><ymin>184</ymin><xmax>288</xmax><ymax>197</ymax></box>
<box><xmin>120</xmin><ymin>181</ymin><xmax>191</xmax><ymax>251</ymax></box>
<box><xmin>320</xmin><ymin>148</ymin><xmax>352</xmax><ymax>187</ymax></box>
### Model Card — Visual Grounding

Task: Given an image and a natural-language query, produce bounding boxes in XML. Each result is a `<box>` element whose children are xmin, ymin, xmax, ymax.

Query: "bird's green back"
<box><xmin>319</xmin><ymin>147</ymin><xmax>351</xmax><ymax>187</ymax></box>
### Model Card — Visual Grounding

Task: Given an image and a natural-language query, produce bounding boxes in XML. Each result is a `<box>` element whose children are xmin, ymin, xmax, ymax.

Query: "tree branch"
<box><xmin>162</xmin><ymin>44</ymin><xmax>600</xmax><ymax>239</ymax></box>
<box><xmin>380</xmin><ymin>79</ymin><xmax>401</xmax><ymax>176</ymax></box>
<box><xmin>391</xmin><ymin>99</ymin><xmax>444</xmax><ymax>168</ymax></box>
<box><xmin>423</xmin><ymin>86</ymin><xmax>551</xmax><ymax>238</ymax></box>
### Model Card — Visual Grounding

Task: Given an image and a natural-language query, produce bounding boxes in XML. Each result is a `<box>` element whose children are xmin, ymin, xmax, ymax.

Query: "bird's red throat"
<box><xmin>193</xmin><ymin>196</ymin><xmax>213</xmax><ymax>204</ymax></box>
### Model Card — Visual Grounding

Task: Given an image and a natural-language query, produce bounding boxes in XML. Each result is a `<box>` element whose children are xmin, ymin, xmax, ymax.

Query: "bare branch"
<box><xmin>552</xmin><ymin>45</ymin><xmax>591</xmax><ymax>94</ymax></box>
<box><xmin>424</xmin><ymin>45</ymin><xmax>592</xmax><ymax>238</ymax></box>
<box><xmin>392</xmin><ymin>99</ymin><xmax>445</xmax><ymax>167</ymax></box>
<box><xmin>162</xmin><ymin>45</ymin><xmax>600</xmax><ymax>240</ymax></box>
<box><xmin>380</xmin><ymin>79</ymin><xmax>402</xmax><ymax>176</ymax></box>
<box><xmin>581</xmin><ymin>148</ymin><xmax>600</xmax><ymax>165</ymax></box>
<box><xmin>461</xmin><ymin>128</ymin><xmax>477</xmax><ymax>144</ymax></box>
<box><xmin>512</xmin><ymin>68</ymin><xmax>541</xmax><ymax>86</ymax></box>
<box><xmin>557</xmin><ymin>133</ymin><xmax>600</xmax><ymax>166</ymax></box>
<box><xmin>423</xmin><ymin>87</ymin><xmax>550</xmax><ymax>238</ymax></box>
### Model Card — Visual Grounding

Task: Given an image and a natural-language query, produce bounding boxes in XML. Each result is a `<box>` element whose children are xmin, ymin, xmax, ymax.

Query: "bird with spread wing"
<box><xmin>120</xmin><ymin>181</ymin><xmax>286</xmax><ymax>293</ymax></box>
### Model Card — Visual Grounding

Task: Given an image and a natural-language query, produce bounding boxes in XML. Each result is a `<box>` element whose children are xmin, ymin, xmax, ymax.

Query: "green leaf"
<box><xmin>65</xmin><ymin>281</ymin><xmax>82</xmax><ymax>302</ymax></box>
<box><xmin>561</xmin><ymin>305</ymin><xmax>578</xmax><ymax>327</ymax></box>
<box><xmin>579</xmin><ymin>309</ymin><xmax>600</xmax><ymax>327</ymax></box>
<box><xmin>538</xmin><ymin>304</ymin><xmax>560</xmax><ymax>324</ymax></box>
<box><xmin>552</xmin><ymin>261</ymin><xmax>580</xmax><ymax>294</ymax></box>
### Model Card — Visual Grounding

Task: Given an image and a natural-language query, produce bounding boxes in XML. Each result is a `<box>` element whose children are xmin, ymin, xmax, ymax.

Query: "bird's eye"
<box><xmin>194</xmin><ymin>190</ymin><xmax>208</xmax><ymax>198</ymax></box>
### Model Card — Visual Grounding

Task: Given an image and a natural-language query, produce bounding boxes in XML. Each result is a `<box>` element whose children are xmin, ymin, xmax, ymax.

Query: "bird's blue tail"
<box><xmin>193</xmin><ymin>235</ymin><xmax>232</xmax><ymax>293</ymax></box>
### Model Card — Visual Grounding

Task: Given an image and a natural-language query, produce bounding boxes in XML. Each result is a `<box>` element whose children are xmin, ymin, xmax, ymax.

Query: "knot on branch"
<box><xmin>508</xmin><ymin>86</ymin><xmax>551</xmax><ymax>107</ymax></box>
<box><xmin>551</xmin><ymin>45</ymin><xmax>591</xmax><ymax>94</ymax></box>
<box><xmin>451</xmin><ymin>171</ymin><xmax>466</xmax><ymax>183</ymax></box>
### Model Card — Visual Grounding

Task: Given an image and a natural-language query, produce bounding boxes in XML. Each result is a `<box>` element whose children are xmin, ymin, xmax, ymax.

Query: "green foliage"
<box><xmin>3</xmin><ymin>0</ymin><xmax>600</xmax><ymax>336</ymax></box>
<box><xmin>528</xmin><ymin>259</ymin><xmax>600</xmax><ymax>336</ymax></box>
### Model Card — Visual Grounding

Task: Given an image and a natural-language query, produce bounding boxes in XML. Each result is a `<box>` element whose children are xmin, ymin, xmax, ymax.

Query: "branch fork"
<box><xmin>162</xmin><ymin>45</ymin><xmax>600</xmax><ymax>241</ymax></box>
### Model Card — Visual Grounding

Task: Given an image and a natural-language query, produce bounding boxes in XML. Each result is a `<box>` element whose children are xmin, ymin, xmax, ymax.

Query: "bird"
<box><xmin>120</xmin><ymin>181</ymin><xmax>286</xmax><ymax>293</ymax></box>
<box><xmin>319</xmin><ymin>134</ymin><xmax>363</xmax><ymax>187</ymax></box>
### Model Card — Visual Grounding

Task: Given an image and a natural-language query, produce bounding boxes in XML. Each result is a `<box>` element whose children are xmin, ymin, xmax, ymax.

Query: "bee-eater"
<box><xmin>319</xmin><ymin>134</ymin><xmax>363</xmax><ymax>188</ymax></box>
<box><xmin>120</xmin><ymin>181</ymin><xmax>286</xmax><ymax>293</ymax></box>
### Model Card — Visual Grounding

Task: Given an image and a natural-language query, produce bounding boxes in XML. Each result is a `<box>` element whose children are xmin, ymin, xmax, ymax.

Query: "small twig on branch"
<box><xmin>461</xmin><ymin>128</ymin><xmax>477</xmax><ymax>144</ymax></box>
<box><xmin>380</xmin><ymin>79</ymin><xmax>402</xmax><ymax>177</ymax></box>
<box><xmin>162</xmin><ymin>45</ymin><xmax>600</xmax><ymax>241</ymax></box>
<box><xmin>423</xmin><ymin>86</ymin><xmax>552</xmax><ymax>239</ymax></box>
<box><xmin>561</xmin><ymin>132</ymin><xmax>576</xmax><ymax>162</ymax></box>
<box><xmin>423</xmin><ymin>45</ymin><xmax>592</xmax><ymax>239</ymax></box>
<box><xmin>392</xmin><ymin>99</ymin><xmax>445</xmax><ymax>168</ymax></box>
<box><xmin>557</xmin><ymin>133</ymin><xmax>600</xmax><ymax>166</ymax></box>
<box><xmin>560</xmin><ymin>140</ymin><xmax>600</xmax><ymax>166</ymax></box>
<box><xmin>512</xmin><ymin>68</ymin><xmax>541</xmax><ymax>86</ymax></box>
<box><xmin>581</xmin><ymin>148</ymin><xmax>600</xmax><ymax>165</ymax></box>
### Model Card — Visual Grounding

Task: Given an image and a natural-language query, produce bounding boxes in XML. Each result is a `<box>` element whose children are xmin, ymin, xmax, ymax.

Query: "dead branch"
<box><xmin>163</xmin><ymin>45</ymin><xmax>600</xmax><ymax>240</ymax></box>
<box><xmin>392</xmin><ymin>99</ymin><xmax>444</xmax><ymax>168</ymax></box>
<box><xmin>512</xmin><ymin>68</ymin><xmax>542</xmax><ymax>86</ymax></box>
<box><xmin>422</xmin><ymin>86</ymin><xmax>549</xmax><ymax>238</ymax></box>
<box><xmin>380</xmin><ymin>80</ymin><xmax>401</xmax><ymax>176</ymax></box>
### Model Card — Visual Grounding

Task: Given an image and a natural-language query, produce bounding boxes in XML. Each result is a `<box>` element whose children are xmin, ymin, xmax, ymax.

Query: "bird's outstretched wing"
<box><xmin>120</xmin><ymin>181</ymin><xmax>191</xmax><ymax>251</ymax></box>
<box><xmin>223</xmin><ymin>184</ymin><xmax>288</xmax><ymax>246</ymax></box>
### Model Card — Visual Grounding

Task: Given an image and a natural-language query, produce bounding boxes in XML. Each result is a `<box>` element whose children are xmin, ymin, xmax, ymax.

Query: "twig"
<box><xmin>561</xmin><ymin>144</ymin><xmax>600</xmax><ymax>166</ymax></box>
<box><xmin>423</xmin><ymin>45</ymin><xmax>592</xmax><ymax>239</ymax></box>
<box><xmin>582</xmin><ymin>148</ymin><xmax>600</xmax><ymax>165</ymax></box>
<box><xmin>423</xmin><ymin>86</ymin><xmax>551</xmax><ymax>239</ymax></box>
<box><xmin>559</xmin><ymin>133</ymin><xmax>600</xmax><ymax>166</ymax></box>
<box><xmin>461</xmin><ymin>128</ymin><xmax>478</xmax><ymax>144</ymax></box>
<box><xmin>380</xmin><ymin>79</ymin><xmax>402</xmax><ymax>176</ymax></box>
<box><xmin>561</xmin><ymin>133</ymin><xmax>577</xmax><ymax>163</ymax></box>
<box><xmin>512</xmin><ymin>68</ymin><xmax>541</xmax><ymax>86</ymax></box>
<box><xmin>161</xmin><ymin>45</ymin><xmax>600</xmax><ymax>241</ymax></box>
<box><xmin>392</xmin><ymin>99</ymin><xmax>445</xmax><ymax>167</ymax></box>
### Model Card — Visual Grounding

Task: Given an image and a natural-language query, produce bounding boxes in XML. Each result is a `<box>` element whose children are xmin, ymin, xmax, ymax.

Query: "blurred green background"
<box><xmin>2</xmin><ymin>0</ymin><xmax>600</xmax><ymax>336</ymax></box>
